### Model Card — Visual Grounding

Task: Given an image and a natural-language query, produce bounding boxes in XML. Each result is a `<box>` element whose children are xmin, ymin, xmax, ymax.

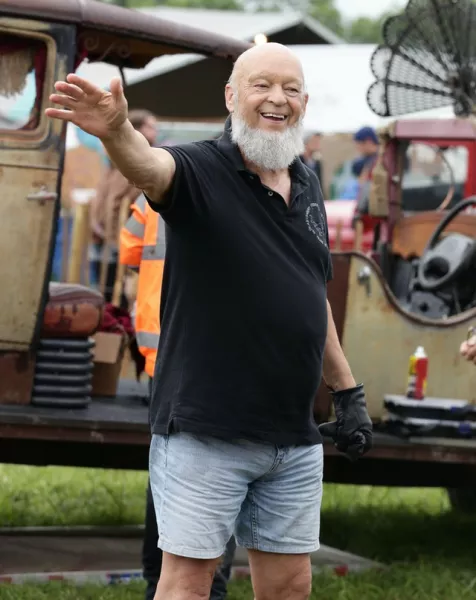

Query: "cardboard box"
<box><xmin>91</xmin><ymin>331</ymin><xmax>127</xmax><ymax>397</ymax></box>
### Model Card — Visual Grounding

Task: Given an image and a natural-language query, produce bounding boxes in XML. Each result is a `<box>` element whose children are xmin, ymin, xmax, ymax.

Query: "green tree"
<box><xmin>308</xmin><ymin>0</ymin><xmax>344</xmax><ymax>37</ymax></box>
<box><xmin>347</xmin><ymin>15</ymin><xmax>383</xmax><ymax>43</ymax></box>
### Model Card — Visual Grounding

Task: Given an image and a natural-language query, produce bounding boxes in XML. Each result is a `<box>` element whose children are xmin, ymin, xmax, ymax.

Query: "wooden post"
<box><xmin>354</xmin><ymin>219</ymin><xmax>363</xmax><ymax>252</ymax></box>
<box><xmin>67</xmin><ymin>189</ymin><xmax>95</xmax><ymax>284</ymax></box>
<box><xmin>111</xmin><ymin>194</ymin><xmax>133</xmax><ymax>307</ymax></box>
<box><xmin>99</xmin><ymin>203</ymin><xmax>113</xmax><ymax>298</ymax></box>
<box><xmin>61</xmin><ymin>207</ymin><xmax>71</xmax><ymax>282</ymax></box>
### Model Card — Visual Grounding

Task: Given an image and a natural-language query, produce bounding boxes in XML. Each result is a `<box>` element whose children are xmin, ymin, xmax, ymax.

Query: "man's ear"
<box><xmin>225</xmin><ymin>84</ymin><xmax>234</xmax><ymax>114</ymax></box>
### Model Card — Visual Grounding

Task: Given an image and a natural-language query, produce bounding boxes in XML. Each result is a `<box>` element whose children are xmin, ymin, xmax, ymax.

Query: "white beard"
<box><xmin>230</xmin><ymin>110</ymin><xmax>305</xmax><ymax>172</ymax></box>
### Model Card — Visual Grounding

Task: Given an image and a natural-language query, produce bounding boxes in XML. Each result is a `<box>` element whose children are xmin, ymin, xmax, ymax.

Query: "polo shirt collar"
<box><xmin>217</xmin><ymin>116</ymin><xmax>309</xmax><ymax>185</ymax></box>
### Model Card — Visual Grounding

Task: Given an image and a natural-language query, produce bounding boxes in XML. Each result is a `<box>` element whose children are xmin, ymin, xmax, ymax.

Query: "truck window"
<box><xmin>401</xmin><ymin>142</ymin><xmax>469</xmax><ymax>213</ymax></box>
<box><xmin>0</xmin><ymin>33</ymin><xmax>46</xmax><ymax>131</ymax></box>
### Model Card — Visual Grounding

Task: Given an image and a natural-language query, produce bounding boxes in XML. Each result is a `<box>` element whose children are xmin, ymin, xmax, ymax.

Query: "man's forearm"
<box><xmin>102</xmin><ymin>120</ymin><xmax>174</xmax><ymax>202</ymax></box>
<box><xmin>322</xmin><ymin>300</ymin><xmax>356</xmax><ymax>391</ymax></box>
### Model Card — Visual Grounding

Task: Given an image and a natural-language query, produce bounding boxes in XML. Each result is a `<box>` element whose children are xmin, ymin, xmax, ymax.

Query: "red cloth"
<box><xmin>98</xmin><ymin>303</ymin><xmax>146</xmax><ymax>380</ymax></box>
<box><xmin>99</xmin><ymin>303</ymin><xmax>135</xmax><ymax>338</ymax></box>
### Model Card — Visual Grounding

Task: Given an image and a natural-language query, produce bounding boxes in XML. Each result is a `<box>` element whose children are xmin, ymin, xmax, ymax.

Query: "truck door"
<box><xmin>0</xmin><ymin>19</ymin><xmax>75</xmax><ymax>351</ymax></box>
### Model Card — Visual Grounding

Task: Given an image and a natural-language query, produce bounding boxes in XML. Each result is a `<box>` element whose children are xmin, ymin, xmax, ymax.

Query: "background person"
<box><xmin>300</xmin><ymin>131</ymin><xmax>324</xmax><ymax>190</ymax></box>
<box><xmin>460</xmin><ymin>331</ymin><xmax>476</xmax><ymax>365</ymax></box>
<box><xmin>90</xmin><ymin>109</ymin><xmax>158</xmax><ymax>303</ymax></box>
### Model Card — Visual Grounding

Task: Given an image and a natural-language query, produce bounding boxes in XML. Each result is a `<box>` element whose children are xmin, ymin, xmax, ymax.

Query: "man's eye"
<box><xmin>255</xmin><ymin>84</ymin><xmax>268</xmax><ymax>89</ymax></box>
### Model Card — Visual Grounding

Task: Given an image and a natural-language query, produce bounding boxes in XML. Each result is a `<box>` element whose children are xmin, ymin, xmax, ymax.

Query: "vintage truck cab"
<box><xmin>316</xmin><ymin>117</ymin><xmax>476</xmax><ymax>428</ymax></box>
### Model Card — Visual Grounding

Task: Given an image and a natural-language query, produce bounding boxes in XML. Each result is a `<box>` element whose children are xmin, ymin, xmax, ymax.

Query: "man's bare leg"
<box><xmin>248</xmin><ymin>550</ymin><xmax>312</xmax><ymax>600</ymax></box>
<box><xmin>154</xmin><ymin>551</ymin><xmax>220</xmax><ymax>600</ymax></box>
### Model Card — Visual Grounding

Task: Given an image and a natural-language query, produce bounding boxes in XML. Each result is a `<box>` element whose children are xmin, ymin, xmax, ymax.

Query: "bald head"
<box><xmin>229</xmin><ymin>43</ymin><xmax>305</xmax><ymax>90</ymax></box>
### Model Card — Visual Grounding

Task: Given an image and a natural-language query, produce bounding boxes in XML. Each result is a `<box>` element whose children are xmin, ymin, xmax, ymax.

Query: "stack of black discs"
<box><xmin>32</xmin><ymin>338</ymin><xmax>95</xmax><ymax>408</ymax></box>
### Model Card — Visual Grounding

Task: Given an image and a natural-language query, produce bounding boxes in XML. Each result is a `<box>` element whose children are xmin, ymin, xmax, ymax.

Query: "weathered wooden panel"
<box><xmin>0</xmin><ymin>166</ymin><xmax>59</xmax><ymax>350</ymax></box>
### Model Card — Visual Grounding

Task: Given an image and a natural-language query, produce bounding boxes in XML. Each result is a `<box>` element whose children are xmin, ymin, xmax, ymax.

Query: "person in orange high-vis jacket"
<box><xmin>119</xmin><ymin>194</ymin><xmax>236</xmax><ymax>600</ymax></box>
<box><xmin>119</xmin><ymin>193</ymin><xmax>166</xmax><ymax>380</ymax></box>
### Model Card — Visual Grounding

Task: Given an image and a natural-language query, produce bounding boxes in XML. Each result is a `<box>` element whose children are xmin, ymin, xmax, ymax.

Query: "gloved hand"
<box><xmin>318</xmin><ymin>384</ymin><xmax>373</xmax><ymax>462</ymax></box>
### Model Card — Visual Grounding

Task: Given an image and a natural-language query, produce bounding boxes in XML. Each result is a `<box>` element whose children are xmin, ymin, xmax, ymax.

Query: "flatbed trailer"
<box><xmin>1</xmin><ymin>379</ymin><xmax>476</xmax><ymax>489</ymax></box>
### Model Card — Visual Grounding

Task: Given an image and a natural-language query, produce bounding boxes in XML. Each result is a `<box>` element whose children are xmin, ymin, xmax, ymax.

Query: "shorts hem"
<box><xmin>236</xmin><ymin>540</ymin><xmax>320</xmax><ymax>554</ymax></box>
<box><xmin>158</xmin><ymin>538</ymin><xmax>227</xmax><ymax>560</ymax></box>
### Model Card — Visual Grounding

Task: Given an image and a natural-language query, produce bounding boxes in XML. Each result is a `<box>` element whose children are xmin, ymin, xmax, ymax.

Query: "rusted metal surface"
<box><xmin>0</xmin><ymin>352</ymin><xmax>35</xmax><ymax>405</ymax></box>
<box><xmin>0</xmin><ymin>0</ymin><xmax>251</xmax><ymax>66</ymax></box>
<box><xmin>341</xmin><ymin>253</ymin><xmax>476</xmax><ymax>420</ymax></box>
<box><xmin>0</xmin><ymin>164</ymin><xmax>60</xmax><ymax>351</ymax></box>
<box><xmin>313</xmin><ymin>254</ymin><xmax>351</xmax><ymax>423</ymax></box>
<box><xmin>394</xmin><ymin>118</ymin><xmax>476</xmax><ymax>142</ymax></box>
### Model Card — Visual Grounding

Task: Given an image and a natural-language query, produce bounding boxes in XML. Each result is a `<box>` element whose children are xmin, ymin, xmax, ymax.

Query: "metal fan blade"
<box><xmin>367</xmin><ymin>0</ymin><xmax>476</xmax><ymax>118</ymax></box>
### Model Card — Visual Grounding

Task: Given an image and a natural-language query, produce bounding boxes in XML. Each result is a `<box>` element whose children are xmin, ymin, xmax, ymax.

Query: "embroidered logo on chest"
<box><xmin>305</xmin><ymin>202</ymin><xmax>327</xmax><ymax>247</ymax></box>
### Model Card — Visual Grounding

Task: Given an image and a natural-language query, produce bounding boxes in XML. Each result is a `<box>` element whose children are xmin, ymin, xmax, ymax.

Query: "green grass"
<box><xmin>1</xmin><ymin>465</ymin><xmax>476</xmax><ymax>599</ymax></box>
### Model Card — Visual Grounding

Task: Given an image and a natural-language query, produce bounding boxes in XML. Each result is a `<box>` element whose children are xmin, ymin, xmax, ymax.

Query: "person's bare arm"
<box><xmin>101</xmin><ymin>120</ymin><xmax>176</xmax><ymax>205</ymax></box>
<box><xmin>461</xmin><ymin>335</ymin><xmax>476</xmax><ymax>365</ymax></box>
<box><xmin>322</xmin><ymin>300</ymin><xmax>356</xmax><ymax>391</ymax></box>
<box><xmin>46</xmin><ymin>74</ymin><xmax>175</xmax><ymax>204</ymax></box>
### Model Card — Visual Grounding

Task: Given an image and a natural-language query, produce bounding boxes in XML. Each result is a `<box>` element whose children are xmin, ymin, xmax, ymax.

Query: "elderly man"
<box><xmin>46</xmin><ymin>42</ymin><xmax>372</xmax><ymax>600</ymax></box>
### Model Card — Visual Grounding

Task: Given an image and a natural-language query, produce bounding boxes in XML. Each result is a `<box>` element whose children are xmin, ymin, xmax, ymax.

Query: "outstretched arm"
<box><xmin>46</xmin><ymin>74</ymin><xmax>175</xmax><ymax>204</ymax></box>
<box><xmin>101</xmin><ymin>119</ymin><xmax>175</xmax><ymax>204</ymax></box>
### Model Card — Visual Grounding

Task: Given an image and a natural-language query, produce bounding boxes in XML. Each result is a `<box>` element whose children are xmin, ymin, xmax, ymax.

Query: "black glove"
<box><xmin>318</xmin><ymin>384</ymin><xmax>373</xmax><ymax>462</ymax></box>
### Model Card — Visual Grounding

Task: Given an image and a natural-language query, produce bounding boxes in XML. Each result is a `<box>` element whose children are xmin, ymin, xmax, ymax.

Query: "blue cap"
<box><xmin>354</xmin><ymin>126</ymin><xmax>378</xmax><ymax>144</ymax></box>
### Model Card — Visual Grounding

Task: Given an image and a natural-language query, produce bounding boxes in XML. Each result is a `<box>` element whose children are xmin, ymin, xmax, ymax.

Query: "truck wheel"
<box><xmin>447</xmin><ymin>488</ymin><xmax>476</xmax><ymax>513</ymax></box>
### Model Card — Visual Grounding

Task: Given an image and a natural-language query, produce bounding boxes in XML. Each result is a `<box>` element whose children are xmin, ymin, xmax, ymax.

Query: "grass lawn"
<box><xmin>1</xmin><ymin>464</ymin><xmax>476</xmax><ymax>599</ymax></box>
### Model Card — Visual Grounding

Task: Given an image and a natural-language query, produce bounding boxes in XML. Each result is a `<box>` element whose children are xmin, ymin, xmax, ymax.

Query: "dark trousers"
<box><xmin>143</xmin><ymin>481</ymin><xmax>237</xmax><ymax>600</ymax></box>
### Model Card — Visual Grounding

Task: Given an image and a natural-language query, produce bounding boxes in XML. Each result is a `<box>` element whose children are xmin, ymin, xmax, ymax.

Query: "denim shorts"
<box><xmin>149</xmin><ymin>432</ymin><xmax>324</xmax><ymax>559</ymax></box>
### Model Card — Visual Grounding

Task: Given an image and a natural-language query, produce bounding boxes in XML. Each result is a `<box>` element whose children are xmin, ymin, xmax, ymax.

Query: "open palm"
<box><xmin>45</xmin><ymin>74</ymin><xmax>128</xmax><ymax>140</ymax></box>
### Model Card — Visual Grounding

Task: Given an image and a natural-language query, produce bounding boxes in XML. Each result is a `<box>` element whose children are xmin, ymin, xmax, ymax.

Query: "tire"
<box><xmin>447</xmin><ymin>488</ymin><xmax>476</xmax><ymax>513</ymax></box>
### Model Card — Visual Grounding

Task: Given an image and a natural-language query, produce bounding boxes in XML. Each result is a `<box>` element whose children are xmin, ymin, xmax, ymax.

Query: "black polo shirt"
<box><xmin>147</xmin><ymin>118</ymin><xmax>332</xmax><ymax>446</ymax></box>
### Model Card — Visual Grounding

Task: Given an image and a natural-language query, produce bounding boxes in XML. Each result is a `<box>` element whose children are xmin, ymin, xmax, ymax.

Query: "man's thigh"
<box><xmin>149</xmin><ymin>433</ymin><xmax>251</xmax><ymax>560</ymax></box>
<box><xmin>236</xmin><ymin>444</ymin><xmax>324</xmax><ymax>554</ymax></box>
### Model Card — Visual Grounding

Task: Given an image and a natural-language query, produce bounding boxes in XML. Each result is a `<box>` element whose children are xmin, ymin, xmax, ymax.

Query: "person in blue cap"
<box><xmin>340</xmin><ymin>157</ymin><xmax>367</xmax><ymax>200</ymax></box>
<box><xmin>353</xmin><ymin>126</ymin><xmax>379</xmax><ymax>170</ymax></box>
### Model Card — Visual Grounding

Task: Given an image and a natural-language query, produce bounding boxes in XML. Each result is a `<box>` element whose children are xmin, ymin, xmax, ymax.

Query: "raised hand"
<box><xmin>45</xmin><ymin>74</ymin><xmax>128</xmax><ymax>140</ymax></box>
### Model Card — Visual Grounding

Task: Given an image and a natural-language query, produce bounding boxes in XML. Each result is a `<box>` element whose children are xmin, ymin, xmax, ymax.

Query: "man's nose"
<box><xmin>267</xmin><ymin>85</ymin><xmax>287</xmax><ymax>105</ymax></box>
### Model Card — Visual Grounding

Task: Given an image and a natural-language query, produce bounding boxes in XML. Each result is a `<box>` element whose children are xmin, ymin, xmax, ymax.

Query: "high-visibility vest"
<box><xmin>119</xmin><ymin>194</ymin><xmax>165</xmax><ymax>378</ymax></box>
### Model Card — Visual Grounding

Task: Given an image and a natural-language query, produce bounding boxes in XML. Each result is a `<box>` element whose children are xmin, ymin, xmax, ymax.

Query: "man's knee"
<box><xmin>154</xmin><ymin>552</ymin><xmax>220</xmax><ymax>600</ymax></box>
<box><xmin>250</xmin><ymin>551</ymin><xmax>312</xmax><ymax>600</ymax></box>
<box><xmin>257</xmin><ymin>571</ymin><xmax>311</xmax><ymax>600</ymax></box>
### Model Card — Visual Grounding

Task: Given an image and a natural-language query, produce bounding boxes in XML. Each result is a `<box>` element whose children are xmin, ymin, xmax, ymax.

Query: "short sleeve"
<box><xmin>145</xmin><ymin>142</ymin><xmax>208</xmax><ymax>226</ymax></box>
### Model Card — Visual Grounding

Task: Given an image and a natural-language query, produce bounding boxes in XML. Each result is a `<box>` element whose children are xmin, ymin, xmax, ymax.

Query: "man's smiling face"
<box><xmin>226</xmin><ymin>44</ymin><xmax>308</xmax><ymax>133</ymax></box>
